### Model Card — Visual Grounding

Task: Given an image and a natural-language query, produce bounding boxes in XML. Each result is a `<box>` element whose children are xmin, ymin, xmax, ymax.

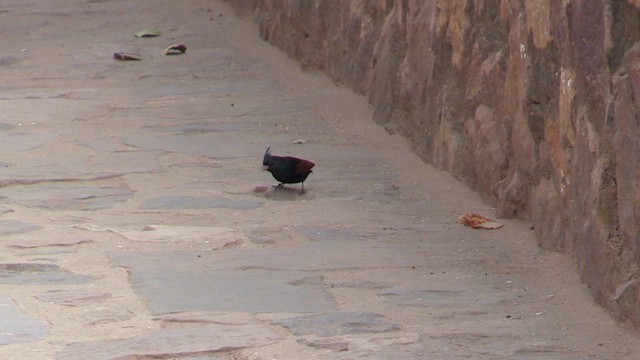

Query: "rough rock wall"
<box><xmin>224</xmin><ymin>0</ymin><xmax>640</xmax><ymax>328</ymax></box>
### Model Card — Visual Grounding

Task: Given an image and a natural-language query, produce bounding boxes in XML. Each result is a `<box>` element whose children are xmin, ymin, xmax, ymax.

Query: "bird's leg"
<box><xmin>299</xmin><ymin>182</ymin><xmax>305</xmax><ymax>195</ymax></box>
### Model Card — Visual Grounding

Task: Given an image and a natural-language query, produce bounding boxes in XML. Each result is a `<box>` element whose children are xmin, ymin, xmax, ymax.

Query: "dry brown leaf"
<box><xmin>162</xmin><ymin>44</ymin><xmax>187</xmax><ymax>55</ymax></box>
<box><xmin>135</xmin><ymin>28</ymin><xmax>161</xmax><ymax>38</ymax></box>
<box><xmin>458</xmin><ymin>213</ymin><xmax>503</xmax><ymax>230</ymax></box>
<box><xmin>113</xmin><ymin>52</ymin><xmax>141</xmax><ymax>61</ymax></box>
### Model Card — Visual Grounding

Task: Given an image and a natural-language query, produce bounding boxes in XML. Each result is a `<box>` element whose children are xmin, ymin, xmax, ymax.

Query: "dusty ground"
<box><xmin>0</xmin><ymin>0</ymin><xmax>638</xmax><ymax>359</ymax></box>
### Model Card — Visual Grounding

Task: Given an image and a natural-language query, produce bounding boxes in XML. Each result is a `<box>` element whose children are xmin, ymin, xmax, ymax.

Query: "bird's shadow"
<box><xmin>253</xmin><ymin>185</ymin><xmax>314</xmax><ymax>201</ymax></box>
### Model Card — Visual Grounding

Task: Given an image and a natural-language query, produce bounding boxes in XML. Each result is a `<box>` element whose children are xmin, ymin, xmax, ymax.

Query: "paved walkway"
<box><xmin>0</xmin><ymin>1</ymin><xmax>639</xmax><ymax>359</ymax></box>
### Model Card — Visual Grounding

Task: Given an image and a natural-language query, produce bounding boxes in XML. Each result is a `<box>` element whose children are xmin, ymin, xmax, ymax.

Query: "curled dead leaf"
<box><xmin>135</xmin><ymin>28</ymin><xmax>161</xmax><ymax>38</ymax></box>
<box><xmin>458</xmin><ymin>213</ymin><xmax>503</xmax><ymax>230</ymax></box>
<box><xmin>113</xmin><ymin>52</ymin><xmax>141</xmax><ymax>61</ymax></box>
<box><xmin>162</xmin><ymin>44</ymin><xmax>187</xmax><ymax>55</ymax></box>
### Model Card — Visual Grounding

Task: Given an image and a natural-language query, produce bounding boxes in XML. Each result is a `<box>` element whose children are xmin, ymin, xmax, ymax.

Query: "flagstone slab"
<box><xmin>0</xmin><ymin>220</ymin><xmax>41</xmax><ymax>236</ymax></box>
<box><xmin>70</xmin><ymin>307</ymin><xmax>135</xmax><ymax>326</ymax></box>
<box><xmin>330</xmin><ymin>350</ymin><xmax>423</xmax><ymax>360</ymax></box>
<box><xmin>122</xmin><ymin>134</ymin><xmax>270</xmax><ymax>158</ymax></box>
<box><xmin>77</xmin><ymin>224</ymin><xmax>240</xmax><ymax>248</ymax></box>
<box><xmin>55</xmin><ymin>323</ymin><xmax>281</xmax><ymax>360</ymax></box>
<box><xmin>511</xmin><ymin>355</ymin><xmax>594</xmax><ymax>360</ymax></box>
<box><xmin>0</xmin><ymin>294</ymin><xmax>47</xmax><ymax>345</ymax></box>
<box><xmin>36</xmin><ymin>289</ymin><xmax>111</xmax><ymax>307</ymax></box>
<box><xmin>110</xmin><ymin>234</ymin><xmax>426</xmax><ymax>275</ymax></box>
<box><xmin>8</xmin><ymin>238</ymin><xmax>92</xmax><ymax>250</ymax></box>
<box><xmin>143</xmin><ymin>121</ymin><xmax>252</xmax><ymax>134</ymax></box>
<box><xmin>379</xmin><ymin>285</ymin><xmax>519</xmax><ymax>309</ymax></box>
<box><xmin>0</xmin><ymin>152</ymin><xmax>159</xmax><ymax>183</ymax></box>
<box><xmin>7</xmin><ymin>237</ymin><xmax>91</xmax><ymax>256</ymax></box>
<box><xmin>272</xmin><ymin>312</ymin><xmax>400</xmax><ymax>337</ymax></box>
<box><xmin>0</xmin><ymin>185</ymin><xmax>133</xmax><ymax>210</ymax></box>
<box><xmin>0</xmin><ymin>132</ymin><xmax>56</xmax><ymax>152</ymax></box>
<box><xmin>77</xmin><ymin>137</ymin><xmax>139</xmax><ymax>152</ymax></box>
<box><xmin>109</xmin><ymin>252</ymin><xmax>336</xmax><ymax>314</ymax></box>
<box><xmin>140</xmin><ymin>195</ymin><xmax>263</xmax><ymax>210</ymax></box>
<box><xmin>154</xmin><ymin>311</ymin><xmax>255</xmax><ymax>325</ymax></box>
<box><xmin>0</xmin><ymin>263</ymin><xmax>91</xmax><ymax>285</ymax></box>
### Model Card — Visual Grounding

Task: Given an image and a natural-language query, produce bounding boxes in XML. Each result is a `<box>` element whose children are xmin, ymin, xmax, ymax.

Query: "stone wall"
<box><xmin>224</xmin><ymin>0</ymin><xmax>640</xmax><ymax>328</ymax></box>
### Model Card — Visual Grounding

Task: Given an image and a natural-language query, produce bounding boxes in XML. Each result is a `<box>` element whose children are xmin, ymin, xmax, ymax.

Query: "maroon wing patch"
<box><xmin>295</xmin><ymin>159</ymin><xmax>315</xmax><ymax>174</ymax></box>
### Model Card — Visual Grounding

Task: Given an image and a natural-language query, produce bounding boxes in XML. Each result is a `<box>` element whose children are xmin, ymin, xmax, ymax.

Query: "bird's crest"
<box><xmin>263</xmin><ymin>147</ymin><xmax>272</xmax><ymax>166</ymax></box>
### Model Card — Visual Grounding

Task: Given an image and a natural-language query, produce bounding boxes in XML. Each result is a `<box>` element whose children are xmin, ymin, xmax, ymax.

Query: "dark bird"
<box><xmin>262</xmin><ymin>147</ymin><xmax>315</xmax><ymax>194</ymax></box>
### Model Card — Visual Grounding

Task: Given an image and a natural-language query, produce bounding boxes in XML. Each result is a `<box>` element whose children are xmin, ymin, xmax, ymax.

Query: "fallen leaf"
<box><xmin>458</xmin><ymin>213</ymin><xmax>503</xmax><ymax>230</ymax></box>
<box><xmin>135</xmin><ymin>28</ymin><xmax>161</xmax><ymax>38</ymax></box>
<box><xmin>292</xmin><ymin>139</ymin><xmax>308</xmax><ymax>144</ymax></box>
<box><xmin>113</xmin><ymin>52</ymin><xmax>141</xmax><ymax>61</ymax></box>
<box><xmin>162</xmin><ymin>44</ymin><xmax>187</xmax><ymax>55</ymax></box>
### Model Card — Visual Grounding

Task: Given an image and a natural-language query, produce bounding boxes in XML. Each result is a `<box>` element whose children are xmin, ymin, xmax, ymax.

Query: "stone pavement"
<box><xmin>0</xmin><ymin>0</ymin><xmax>639</xmax><ymax>359</ymax></box>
